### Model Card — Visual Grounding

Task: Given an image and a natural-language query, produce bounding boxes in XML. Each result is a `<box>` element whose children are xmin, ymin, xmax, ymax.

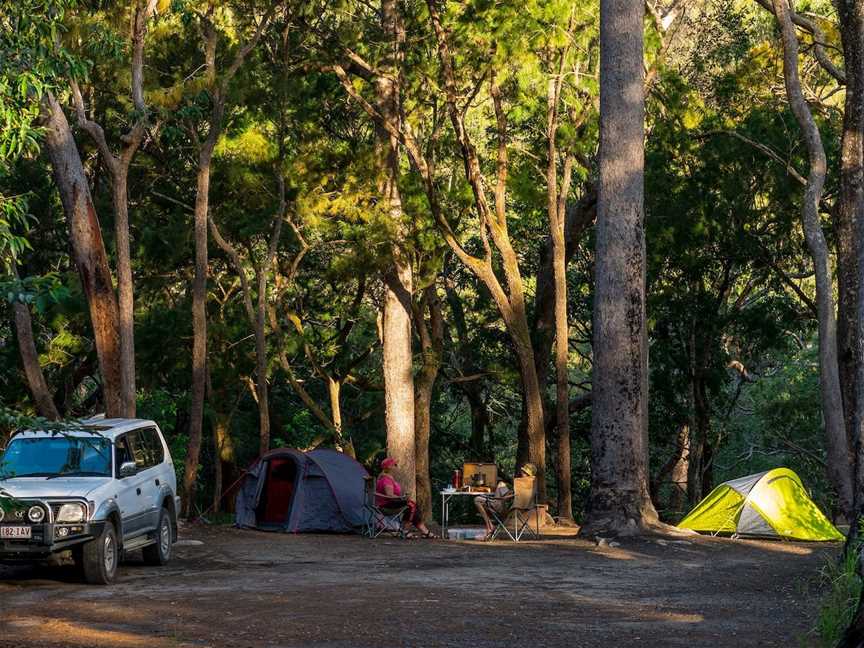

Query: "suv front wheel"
<box><xmin>143</xmin><ymin>508</ymin><xmax>173</xmax><ymax>566</ymax></box>
<box><xmin>80</xmin><ymin>521</ymin><xmax>119</xmax><ymax>585</ymax></box>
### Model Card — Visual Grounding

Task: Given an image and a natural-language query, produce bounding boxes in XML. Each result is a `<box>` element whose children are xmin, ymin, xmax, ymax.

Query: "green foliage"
<box><xmin>715</xmin><ymin>343</ymin><xmax>833</xmax><ymax>510</ymax></box>
<box><xmin>0</xmin><ymin>0</ymin><xmax>851</xmax><ymax>546</ymax></box>
<box><xmin>813</xmin><ymin>543</ymin><xmax>862</xmax><ymax>647</ymax></box>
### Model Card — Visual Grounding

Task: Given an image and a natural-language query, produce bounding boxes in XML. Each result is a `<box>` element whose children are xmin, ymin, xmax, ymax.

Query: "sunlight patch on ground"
<box><xmin>563</xmin><ymin>594</ymin><xmax>704</xmax><ymax>624</ymax></box>
<box><xmin>0</xmin><ymin>616</ymin><xmax>168</xmax><ymax>647</ymax></box>
<box><xmin>733</xmin><ymin>539</ymin><xmax>817</xmax><ymax>556</ymax></box>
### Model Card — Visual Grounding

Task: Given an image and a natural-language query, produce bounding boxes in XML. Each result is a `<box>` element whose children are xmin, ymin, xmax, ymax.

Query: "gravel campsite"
<box><xmin>0</xmin><ymin>524</ymin><xmax>838</xmax><ymax>648</ymax></box>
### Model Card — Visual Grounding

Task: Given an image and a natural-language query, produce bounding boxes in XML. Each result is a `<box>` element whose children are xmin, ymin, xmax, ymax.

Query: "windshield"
<box><xmin>0</xmin><ymin>436</ymin><xmax>112</xmax><ymax>479</ymax></box>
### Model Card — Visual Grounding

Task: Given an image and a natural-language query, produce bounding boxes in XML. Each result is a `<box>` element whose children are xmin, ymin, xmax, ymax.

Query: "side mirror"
<box><xmin>119</xmin><ymin>461</ymin><xmax>137</xmax><ymax>478</ymax></box>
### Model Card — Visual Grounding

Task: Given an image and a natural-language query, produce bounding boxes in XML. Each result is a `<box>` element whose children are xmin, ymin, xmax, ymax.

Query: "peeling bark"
<box><xmin>42</xmin><ymin>93</ymin><xmax>123</xmax><ymax>417</ymax></box>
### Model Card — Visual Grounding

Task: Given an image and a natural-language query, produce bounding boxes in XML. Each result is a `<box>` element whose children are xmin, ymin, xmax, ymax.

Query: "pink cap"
<box><xmin>381</xmin><ymin>457</ymin><xmax>398</xmax><ymax>469</ymax></box>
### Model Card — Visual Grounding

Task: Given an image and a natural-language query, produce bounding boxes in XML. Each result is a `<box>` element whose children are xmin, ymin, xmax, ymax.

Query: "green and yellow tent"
<box><xmin>677</xmin><ymin>467</ymin><xmax>843</xmax><ymax>541</ymax></box>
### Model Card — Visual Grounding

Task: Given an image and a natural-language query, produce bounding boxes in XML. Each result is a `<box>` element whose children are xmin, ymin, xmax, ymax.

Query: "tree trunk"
<box><xmin>377</xmin><ymin>0</ymin><xmax>416</xmax><ymax>497</ymax></box>
<box><xmin>532</xmin><ymin>192</ymin><xmax>597</xmax><ymax>392</ymax></box>
<box><xmin>773</xmin><ymin>0</ymin><xmax>854</xmax><ymax>516</ymax></box>
<box><xmin>212</xmin><ymin>412</ymin><xmax>237</xmax><ymax>514</ymax></box>
<box><xmin>326</xmin><ymin>376</ymin><xmax>347</xmax><ymax>450</ymax></box>
<box><xmin>335</xmin><ymin>5</ymin><xmax>550</xmax><ymax>499</ymax></box>
<box><xmin>651</xmin><ymin>423</ymin><xmax>690</xmax><ymax>514</ymax></box>
<box><xmin>837</xmin><ymin>5</ymin><xmax>864</xmax><ymax>640</ymax></box>
<box><xmin>109</xmin><ymin>173</ymin><xmax>137</xmax><ymax>417</ymax></box>
<box><xmin>9</xmin><ymin>263</ymin><xmax>60</xmax><ymax>420</ymax></box>
<box><xmin>581</xmin><ymin>0</ymin><xmax>659</xmax><ymax>535</ymax></box>
<box><xmin>694</xmin><ymin>377</ymin><xmax>713</xmax><ymax>496</ymax></box>
<box><xmin>207</xmin><ymin>366</ymin><xmax>238</xmax><ymax>515</ymax></box>
<box><xmin>213</xmin><ymin>420</ymin><xmax>223</xmax><ymax>514</ymax></box>
<box><xmin>528</xmin><ymin>192</ymin><xmax>596</xmax><ymax>499</ymax></box>
<box><xmin>382</xmin><ymin>265</ymin><xmax>416</xmax><ymax>495</ymax></box>
<box><xmin>508</xmin><ymin>319</ymin><xmax>547</xmax><ymax>499</ymax></box>
<box><xmin>547</xmin><ymin>75</ymin><xmax>574</xmax><ymax>521</ymax></box>
<box><xmin>669</xmin><ymin>425</ymin><xmax>690</xmax><ymax>513</ymax></box>
<box><xmin>112</xmin><ymin>174</ymin><xmax>137</xmax><ymax>417</ymax></box>
<box><xmin>42</xmin><ymin>94</ymin><xmax>123</xmax><ymax>417</ymax></box>
<box><xmin>13</xmin><ymin>302</ymin><xmax>60</xmax><ymax>420</ymax></box>
<box><xmin>836</xmin><ymin>0</ymin><xmax>864</xmax><ymax>522</ymax></box>
<box><xmin>552</xmin><ymin>204</ymin><xmax>572</xmax><ymax>520</ymax></box>
<box><xmin>467</xmin><ymin>388</ymin><xmax>489</xmax><ymax>458</ymax></box>
<box><xmin>414</xmin><ymin>285</ymin><xmax>444</xmax><ymax>524</ymax></box>
<box><xmin>66</xmin><ymin>1</ymin><xmax>157</xmax><ymax>418</ymax></box>
<box><xmin>254</xmin><ymin>274</ymin><xmax>270</xmax><ymax>456</ymax></box>
<box><xmin>182</xmin><ymin>140</ymin><xmax>215</xmax><ymax>518</ymax></box>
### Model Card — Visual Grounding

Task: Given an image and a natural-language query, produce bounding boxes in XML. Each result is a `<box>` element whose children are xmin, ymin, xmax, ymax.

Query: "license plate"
<box><xmin>0</xmin><ymin>526</ymin><xmax>32</xmax><ymax>539</ymax></box>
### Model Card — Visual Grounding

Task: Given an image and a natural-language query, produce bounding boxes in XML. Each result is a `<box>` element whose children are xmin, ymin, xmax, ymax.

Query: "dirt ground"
<box><xmin>0</xmin><ymin>524</ymin><xmax>838</xmax><ymax>648</ymax></box>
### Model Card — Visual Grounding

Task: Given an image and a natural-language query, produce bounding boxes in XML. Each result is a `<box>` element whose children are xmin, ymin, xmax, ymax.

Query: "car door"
<box><xmin>135</xmin><ymin>427</ymin><xmax>164</xmax><ymax>531</ymax></box>
<box><xmin>114</xmin><ymin>432</ymin><xmax>152</xmax><ymax>538</ymax></box>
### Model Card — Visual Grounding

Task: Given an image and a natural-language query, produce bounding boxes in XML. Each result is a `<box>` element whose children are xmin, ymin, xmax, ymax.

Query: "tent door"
<box><xmin>257</xmin><ymin>458</ymin><xmax>298</xmax><ymax>527</ymax></box>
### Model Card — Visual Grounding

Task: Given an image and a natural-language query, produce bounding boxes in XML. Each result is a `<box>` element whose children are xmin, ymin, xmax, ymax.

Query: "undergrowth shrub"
<box><xmin>814</xmin><ymin>543</ymin><xmax>861</xmax><ymax>647</ymax></box>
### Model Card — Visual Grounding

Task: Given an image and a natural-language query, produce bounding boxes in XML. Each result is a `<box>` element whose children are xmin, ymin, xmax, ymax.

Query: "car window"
<box><xmin>122</xmin><ymin>428</ymin><xmax>165</xmax><ymax>470</ymax></box>
<box><xmin>114</xmin><ymin>435</ymin><xmax>133</xmax><ymax>473</ymax></box>
<box><xmin>141</xmin><ymin>428</ymin><xmax>165</xmax><ymax>466</ymax></box>
<box><xmin>126</xmin><ymin>431</ymin><xmax>149</xmax><ymax>469</ymax></box>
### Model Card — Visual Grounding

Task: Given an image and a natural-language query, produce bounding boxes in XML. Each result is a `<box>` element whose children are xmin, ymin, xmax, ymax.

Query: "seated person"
<box><xmin>474</xmin><ymin>481</ymin><xmax>513</xmax><ymax>539</ymax></box>
<box><xmin>376</xmin><ymin>457</ymin><xmax>436</xmax><ymax>539</ymax></box>
<box><xmin>474</xmin><ymin>463</ymin><xmax>536</xmax><ymax>539</ymax></box>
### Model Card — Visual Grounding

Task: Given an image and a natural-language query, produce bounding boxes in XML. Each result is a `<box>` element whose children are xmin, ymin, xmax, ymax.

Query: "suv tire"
<box><xmin>143</xmin><ymin>507</ymin><xmax>173</xmax><ymax>566</ymax></box>
<box><xmin>81</xmin><ymin>521</ymin><xmax>118</xmax><ymax>585</ymax></box>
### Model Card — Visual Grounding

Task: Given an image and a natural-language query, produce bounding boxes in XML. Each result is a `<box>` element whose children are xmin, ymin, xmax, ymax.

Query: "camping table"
<box><xmin>440</xmin><ymin>490</ymin><xmax>488</xmax><ymax>540</ymax></box>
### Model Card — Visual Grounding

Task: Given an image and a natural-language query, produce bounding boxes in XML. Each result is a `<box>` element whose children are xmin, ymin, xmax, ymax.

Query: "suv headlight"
<box><xmin>56</xmin><ymin>503</ymin><xmax>86</xmax><ymax>523</ymax></box>
<box><xmin>28</xmin><ymin>505</ymin><xmax>45</xmax><ymax>523</ymax></box>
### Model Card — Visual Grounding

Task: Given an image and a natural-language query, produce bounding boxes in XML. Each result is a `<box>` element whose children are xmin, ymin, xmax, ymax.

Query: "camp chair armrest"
<box><xmin>482</xmin><ymin>494</ymin><xmax>514</xmax><ymax>504</ymax></box>
<box><xmin>376</xmin><ymin>494</ymin><xmax>408</xmax><ymax>504</ymax></box>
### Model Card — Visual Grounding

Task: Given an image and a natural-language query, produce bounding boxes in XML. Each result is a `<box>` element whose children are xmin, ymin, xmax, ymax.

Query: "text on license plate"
<box><xmin>0</xmin><ymin>526</ymin><xmax>32</xmax><ymax>539</ymax></box>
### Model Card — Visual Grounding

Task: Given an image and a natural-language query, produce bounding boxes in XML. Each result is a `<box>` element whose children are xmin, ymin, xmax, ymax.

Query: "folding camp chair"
<box><xmin>488</xmin><ymin>476</ymin><xmax>541</xmax><ymax>542</ymax></box>
<box><xmin>362</xmin><ymin>475</ymin><xmax>409</xmax><ymax>539</ymax></box>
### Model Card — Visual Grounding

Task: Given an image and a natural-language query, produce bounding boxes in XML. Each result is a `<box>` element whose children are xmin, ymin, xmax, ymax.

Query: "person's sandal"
<box><xmin>420</xmin><ymin>530</ymin><xmax>437</xmax><ymax>539</ymax></box>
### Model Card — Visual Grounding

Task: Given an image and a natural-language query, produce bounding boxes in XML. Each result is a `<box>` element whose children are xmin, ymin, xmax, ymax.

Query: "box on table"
<box><xmin>462</xmin><ymin>462</ymin><xmax>497</xmax><ymax>488</ymax></box>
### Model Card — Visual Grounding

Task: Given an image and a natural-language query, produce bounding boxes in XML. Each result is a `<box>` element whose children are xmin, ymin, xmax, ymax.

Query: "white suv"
<box><xmin>0</xmin><ymin>417</ymin><xmax>180</xmax><ymax>584</ymax></box>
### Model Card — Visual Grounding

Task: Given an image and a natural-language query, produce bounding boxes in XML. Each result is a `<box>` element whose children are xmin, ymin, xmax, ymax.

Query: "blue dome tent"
<box><xmin>235</xmin><ymin>448</ymin><xmax>368</xmax><ymax>533</ymax></box>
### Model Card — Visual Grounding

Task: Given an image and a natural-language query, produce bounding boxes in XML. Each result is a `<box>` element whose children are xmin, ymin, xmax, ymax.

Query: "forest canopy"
<box><xmin>0</xmin><ymin>0</ymin><xmax>859</xmax><ymax>530</ymax></box>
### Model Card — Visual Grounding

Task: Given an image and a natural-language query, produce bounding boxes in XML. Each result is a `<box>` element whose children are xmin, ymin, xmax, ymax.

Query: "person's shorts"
<box><xmin>475</xmin><ymin>495</ymin><xmax>505</xmax><ymax>515</ymax></box>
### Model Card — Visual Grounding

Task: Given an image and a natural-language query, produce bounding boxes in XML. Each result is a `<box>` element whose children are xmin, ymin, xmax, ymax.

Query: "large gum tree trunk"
<box><xmin>42</xmin><ymin>95</ymin><xmax>123</xmax><ymax>416</ymax></box>
<box><xmin>377</xmin><ymin>0</ymin><xmax>416</xmax><ymax>497</ymax></box>
<box><xmin>835</xmin><ymin>8</ymin><xmax>864</xmax><ymax>643</ymax></box>
<box><xmin>836</xmin><ymin>0</ymin><xmax>864</xmax><ymax>523</ymax></box>
<box><xmin>773</xmin><ymin>0</ymin><xmax>854</xmax><ymax>516</ymax></box>
<box><xmin>382</xmin><ymin>263</ymin><xmax>416</xmax><ymax>495</ymax></box>
<box><xmin>581</xmin><ymin>0</ymin><xmax>659</xmax><ymax>535</ymax></box>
